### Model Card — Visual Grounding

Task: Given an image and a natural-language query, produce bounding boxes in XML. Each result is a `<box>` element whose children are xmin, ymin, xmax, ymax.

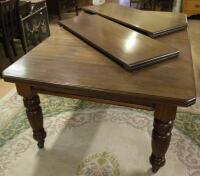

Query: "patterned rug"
<box><xmin>0</xmin><ymin>89</ymin><xmax>200</xmax><ymax>176</ymax></box>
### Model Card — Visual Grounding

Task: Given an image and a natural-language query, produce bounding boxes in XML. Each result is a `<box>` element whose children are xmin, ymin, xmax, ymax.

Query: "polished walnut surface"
<box><xmin>59</xmin><ymin>13</ymin><xmax>179</xmax><ymax>71</ymax></box>
<box><xmin>83</xmin><ymin>3</ymin><xmax>188</xmax><ymax>38</ymax></box>
<box><xmin>3</xmin><ymin>19</ymin><xmax>196</xmax><ymax>107</ymax></box>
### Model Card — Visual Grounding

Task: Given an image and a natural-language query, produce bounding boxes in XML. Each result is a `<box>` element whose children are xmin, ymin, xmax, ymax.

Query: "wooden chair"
<box><xmin>130</xmin><ymin>0</ymin><xmax>152</xmax><ymax>9</ymax></box>
<box><xmin>0</xmin><ymin>0</ymin><xmax>26</xmax><ymax>63</ymax></box>
<box><xmin>46</xmin><ymin>0</ymin><xmax>78</xmax><ymax>20</ymax></box>
<box><xmin>152</xmin><ymin>0</ymin><xmax>174</xmax><ymax>11</ymax></box>
<box><xmin>159</xmin><ymin>0</ymin><xmax>173</xmax><ymax>11</ymax></box>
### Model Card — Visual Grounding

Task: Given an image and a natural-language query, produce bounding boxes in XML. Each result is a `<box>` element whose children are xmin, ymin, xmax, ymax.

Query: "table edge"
<box><xmin>2</xmin><ymin>74</ymin><xmax>196</xmax><ymax>107</ymax></box>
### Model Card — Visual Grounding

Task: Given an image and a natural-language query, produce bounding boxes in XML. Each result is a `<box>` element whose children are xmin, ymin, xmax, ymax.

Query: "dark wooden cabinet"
<box><xmin>183</xmin><ymin>0</ymin><xmax>200</xmax><ymax>17</ymax></box>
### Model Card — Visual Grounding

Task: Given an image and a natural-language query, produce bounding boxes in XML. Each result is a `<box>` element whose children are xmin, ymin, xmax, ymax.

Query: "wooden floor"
<box><xmin>0</xmin><ymin>79</ymin><xmax>14</xmax><ymax>98</ymax></box>
<box><xmin>0</xmin><ymin>15</ymin><xmax>199</xmax><ymax>98</ymax></box>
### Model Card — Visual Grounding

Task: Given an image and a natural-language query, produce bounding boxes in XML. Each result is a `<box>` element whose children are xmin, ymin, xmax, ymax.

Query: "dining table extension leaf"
<box><xmin>83</xmin><ymin>2</ymin><xmax>188</xmax><ymax>38</ymax></box>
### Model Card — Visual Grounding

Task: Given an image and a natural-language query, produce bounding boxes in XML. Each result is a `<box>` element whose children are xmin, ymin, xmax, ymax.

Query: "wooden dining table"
<box><xmin>2</xmin><ymin>9</ymin><xmax>196</xmax><ymax>174</ymax></box>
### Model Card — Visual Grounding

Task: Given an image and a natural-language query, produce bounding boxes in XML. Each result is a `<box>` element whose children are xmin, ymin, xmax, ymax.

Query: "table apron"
<box><xmin>37</xmin><ymin>87</ymin><xmax>155</xmax><ymax>111</ymax></box>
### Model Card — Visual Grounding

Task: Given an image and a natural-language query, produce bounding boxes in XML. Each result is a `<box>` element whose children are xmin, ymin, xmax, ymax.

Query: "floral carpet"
<box><xmin>0</xmin><ymin>89</ymin><xmax>200</xmax><ymax>176</ymax></box>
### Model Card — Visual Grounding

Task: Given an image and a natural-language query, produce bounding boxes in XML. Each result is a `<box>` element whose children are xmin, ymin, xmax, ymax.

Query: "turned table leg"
<box><xmin>16</xmin><ymin>83</ymin><xmax>46</xmax><ymax>148</ymax></box>
<box><xmin>150</xmin><ymin>105</ymin><xmax>177</xmax><ymax>173</ymax></box>
<box><xmin>23</xmin><ymin>95</ymin><xmax>46</xmax><ymax>148</ymax></box>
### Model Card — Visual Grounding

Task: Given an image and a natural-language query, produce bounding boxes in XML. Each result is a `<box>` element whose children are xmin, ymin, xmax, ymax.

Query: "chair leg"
<box><xmin>170</xmin><ymin>0</ymin><xmax>173</xmax><ymax>11</ymax></box>
<box><xmin>58</xmin><ymin>14</ymin><xmax>62</xmax><ymax>20</ymax></box>
<box><xmin>2</xmin><ymin>41</ymin><xmax>9</xmax><ymax>58</ymax></box>
<box><xmin>75</xmin><ymin>6</ymin><xmax>78</xmax><ymax>16</ymax></box>
<box><xmin>3</xmin><ymin>41</ymin><xmax>14</xmax><ymax>63</ymax></box>
<box><xmin>74</xmin><ymin>0</ymin><xmax>78</xmax><ymax>16</ymax></box>
<box><xmin>152</xmin><ymin>0</ymin><xmax>156</xmax><ymax>10</ymax></box>
<box><xmin>20</xmin><ymin>38</ymin><xmax>27</xmax><ymax>53</ymax></box>
<box><xmin>57</xmin><ymin>3</ymin><xmax>62</xmax><ymax>20</ymax></box>
<box><xmin>11</xmin><ymin>40</ymin><xmax>17</xmax><ymax>56</ymax></box>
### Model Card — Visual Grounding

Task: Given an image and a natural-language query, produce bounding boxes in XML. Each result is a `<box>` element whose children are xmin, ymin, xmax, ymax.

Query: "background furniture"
<box><xmin>0</xmin><ymin>0</ymin><xmax>26</xmax><ymax>62</ymax></box>
<box><xmin>20</xmin><ymin>0</ymin><xmax>50</xmax><ymax>52</ymax></box>
<box><xmin>78</xmin><ymin>0</ymin><xmax>92</xmax><ymax>6</ymax></box>
<box><xmin>46</xmin><ymin>0</ymin><xmax>78</xmax><ymax>19</ymax></box>
<box><xmin>19</xmin><ymin>0</ymin><xmax>31</xmax><ymax>17</ymax></box>
<box><xmin>130</xmin><ymin>0</ymin><xmax>152</xmax><ymax>9</ymax></box>
<box><xmin>152</xmin><ymin>0</ymin><xmax>174</xmax><ymax>11</ymax></box>
<box><xmin>183</xmin><ymin>0</ymin><xmax>200</xmax><ymax>17</ymax></box>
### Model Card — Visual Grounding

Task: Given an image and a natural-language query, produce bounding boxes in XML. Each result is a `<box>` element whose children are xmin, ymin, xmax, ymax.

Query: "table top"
<box><xmin>59</xmin><ymin>13</ymin><xmax>179</xmax><ymax>71</ymax></box>
<box><xmin>83</xmin><ymin>3</ymin><xmax>187</xmax><ymax>38</ymax></box>
<box><xmin>2</xmin><ymin>13</ymin><xmax>196</xmax><ymax>107</ymax></box>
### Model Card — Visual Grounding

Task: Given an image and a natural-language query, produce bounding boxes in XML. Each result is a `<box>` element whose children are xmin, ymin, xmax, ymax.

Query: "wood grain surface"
<box><xmin>59</xmin><ymin>13</ymin><xmax>179</xmax><ymax>71</ymax></box>
<box><xmin>83</xmin><ymin>3</ymin><xmax>188</xmax><ymax>38</ymax></box>
<box><xmin>2</xmin><ymin>17</ymin><xmax>196</xmax><ymax>107</ymax></box>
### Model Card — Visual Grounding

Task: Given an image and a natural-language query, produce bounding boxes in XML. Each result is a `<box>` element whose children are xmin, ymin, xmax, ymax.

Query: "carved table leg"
<box><xmin>23</xmin><ymin>95</ymin><xmax>46</xmax><ymax>148</ymax></box>
<box><xmin>150</xmin><ymin>105</ymin><xmax>177</xmax><ymax>173</ymax></box>
<box><xmin>16</xmin><ymin>84</ymin><xmax>46</xmax><ymax>149</ymax></box>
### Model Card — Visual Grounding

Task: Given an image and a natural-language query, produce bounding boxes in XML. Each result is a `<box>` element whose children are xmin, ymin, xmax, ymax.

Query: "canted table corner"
<box><xmin>2</xmin><ymin>18</ymin><xmax>196</xmax><ymax>173</ymax></box>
